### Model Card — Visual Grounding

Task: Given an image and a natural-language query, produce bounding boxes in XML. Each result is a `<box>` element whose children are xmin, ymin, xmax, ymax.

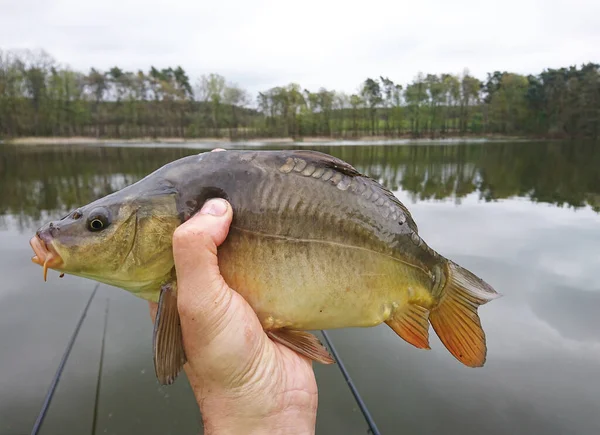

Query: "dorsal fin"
<box><xmin>282</xmin><ymin>150</ymin><xmax>419</xmax><ymax>233</ymax></box>
<box><xmin>288</xmin><ymin>150</ymin><xmax>362</xmax><ymax>177</ymax></box>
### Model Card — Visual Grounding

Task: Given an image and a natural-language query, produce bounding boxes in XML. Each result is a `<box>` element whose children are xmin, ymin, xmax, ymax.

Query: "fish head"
<box><xmin>30</xmin><ymin>189</ymin><xmax>180</xmax><ymax>296</ymax></box>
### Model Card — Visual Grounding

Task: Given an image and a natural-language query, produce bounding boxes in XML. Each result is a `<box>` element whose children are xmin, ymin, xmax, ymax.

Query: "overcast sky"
<box><xmin>1</xmin><ymin>0</ymin><xmax>598</xmax><ymax>97</ymax></box>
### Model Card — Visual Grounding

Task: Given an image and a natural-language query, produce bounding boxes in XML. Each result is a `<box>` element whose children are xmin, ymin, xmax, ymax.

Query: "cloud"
<box><xmin>1</xmin><ymin>0</ymin><xmax>598</xmax><ymax>97</ymax></box>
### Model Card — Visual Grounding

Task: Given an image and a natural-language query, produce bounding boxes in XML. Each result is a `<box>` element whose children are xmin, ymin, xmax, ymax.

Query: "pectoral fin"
<box><xmin>267</xmin><ymin>330</ymin><xmax>335</xmax><ymax>364</ymax></box>
<box><xmin>386</xmin><ymin>304</ymin><xmax>431</xmax><ymax>349</ymax></box>
<box><xmin>153</xmin><ymin>282</ymin><xmax>187</xmax><ymax>385</ymax></box>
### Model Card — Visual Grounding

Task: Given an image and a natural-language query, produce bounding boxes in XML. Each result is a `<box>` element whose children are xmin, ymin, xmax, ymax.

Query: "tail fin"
<box><xmin>429</xmin><ymin>261</ymin><xmax>500</xmax><ymax>367</ymax></box>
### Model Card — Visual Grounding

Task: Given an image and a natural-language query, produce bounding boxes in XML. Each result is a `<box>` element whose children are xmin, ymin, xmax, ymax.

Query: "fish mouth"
<box><xmin>30</xmin><ymin>235</ymin><xmax>64</xmax><ymax>282</ymax></box>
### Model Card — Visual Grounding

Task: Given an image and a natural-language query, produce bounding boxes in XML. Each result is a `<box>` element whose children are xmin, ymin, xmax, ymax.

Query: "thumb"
<box><xmin>173</xmin><ymin>198</ymin><xmax>234</xmax><ymax>329</ymax></box>
<box><xmin>173</xmin><ymin>198</ymin><xmax>269</xmax><ymax>376</ymax></box>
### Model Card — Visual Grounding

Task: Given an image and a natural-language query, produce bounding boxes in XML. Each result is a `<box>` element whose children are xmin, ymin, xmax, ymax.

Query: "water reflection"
<box><xmin>2</xmin><ymin>141</ymin><xmax>600</xmax><ymax>233</ymax></box>
<box><xmin>529</xmin><ymin>286</ymin><xmax>600</xmax><ymax>342</ymax></box>
<box><xmin>2</xmin><ymin>141</ymin><xmax>600</xmax><ymax>434</ymax></box>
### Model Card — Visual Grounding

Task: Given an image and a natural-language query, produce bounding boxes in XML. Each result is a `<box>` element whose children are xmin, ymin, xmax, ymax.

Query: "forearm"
<box><xmin>198</xmin><ymin>388</ymin><xmax>317</xmax><ymax>435</ymax></box>
<box><xmin>200</xmin><ymin>399</ymin><xmax>317</xmax><ymax>435</ymax></box>
<box><xmin>202</xmin><ymin>410</ymin><xmax>316</xmax><ymax>435</ymax></box>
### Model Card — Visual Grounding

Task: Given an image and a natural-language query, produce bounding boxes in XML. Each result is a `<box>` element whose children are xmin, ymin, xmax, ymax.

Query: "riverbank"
<box><xmin>2</xmin><ymin>134</ymin><xmax>532</xmax><ymax>146</ymax></box>
<box><xmin>3</xmin><ymin>136</ymin><xmax>250</xmax><ymax>145</ymax></box>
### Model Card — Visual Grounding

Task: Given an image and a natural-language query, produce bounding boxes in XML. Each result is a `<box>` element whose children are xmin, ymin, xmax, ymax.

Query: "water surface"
<box><xmin>1</xmin><ymin>140</ymin><xmax>599</xmax><ymax>434</ymax></box>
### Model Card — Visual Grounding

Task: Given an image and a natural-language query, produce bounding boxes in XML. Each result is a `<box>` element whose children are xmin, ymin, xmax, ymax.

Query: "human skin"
<box><xmin>148</xmin><ymin>198</ymin><xmax>318</xmax><ymax>435</ymax></box>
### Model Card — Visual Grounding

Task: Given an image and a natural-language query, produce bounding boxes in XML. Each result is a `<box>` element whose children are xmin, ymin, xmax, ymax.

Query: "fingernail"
<box><xmin>200</xmin><ymin>199</ymin><xmax>228</xmax><ymax>216</ymax></box>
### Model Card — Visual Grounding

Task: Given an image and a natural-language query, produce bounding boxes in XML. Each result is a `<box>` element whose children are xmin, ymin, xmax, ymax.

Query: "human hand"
<box><xmin>149</xmin><ymin>198</ymin><xmax>318</xmax><ymax>434</ymax></box>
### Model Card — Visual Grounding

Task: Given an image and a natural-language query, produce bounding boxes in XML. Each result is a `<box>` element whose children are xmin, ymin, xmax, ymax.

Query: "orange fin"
<box><xmin>386</xmin><ymin>304</ymin><xmax>431</xmax><ymax>349</ymax></box>
<box><xmin>430</xmin><ymin>261</ymin><xmax>500</xmax><ymax>368</ymax></box>
<box><xmin>267</xmin><ymin>330</ymin><xmax>335</xmax><ymax>365</ymax></box>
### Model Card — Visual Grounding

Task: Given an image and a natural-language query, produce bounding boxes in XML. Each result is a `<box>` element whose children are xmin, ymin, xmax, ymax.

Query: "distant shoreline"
<box><xmin>2</xmin><ymin>134</ymin><xmax>533</xmax><ymax>146</ymax></box>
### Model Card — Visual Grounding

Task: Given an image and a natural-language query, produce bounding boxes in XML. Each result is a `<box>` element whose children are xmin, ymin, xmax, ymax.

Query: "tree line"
<box><xmin>1</xmin><ymin>48</ymin><xmax>598</xmax><ymax>140</ymax></box>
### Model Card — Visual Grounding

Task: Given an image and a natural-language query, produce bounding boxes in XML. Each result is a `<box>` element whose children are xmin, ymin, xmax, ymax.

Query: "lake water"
<box><xmin>1</xmin><ymin>140</ymin><xmax>599</xmax><ymax>435</ymax></box>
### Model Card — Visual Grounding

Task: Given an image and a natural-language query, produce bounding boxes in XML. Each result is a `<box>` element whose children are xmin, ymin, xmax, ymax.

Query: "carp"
<box><xmin>30</xmin><ymin>150</ymin><xmax>500</xmax><ymax>384</ymax></box>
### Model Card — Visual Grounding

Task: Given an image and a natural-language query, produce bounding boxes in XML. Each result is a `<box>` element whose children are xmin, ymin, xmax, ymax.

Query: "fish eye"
<box><xmin>90</xmin><ymin>219</ymin><xmax>104</xmax><ymax>230</ymax></box>
<box><xmin>86</xmin><ymin>208</ymin><xmax>111</xmax><ymax>232</ymax></box>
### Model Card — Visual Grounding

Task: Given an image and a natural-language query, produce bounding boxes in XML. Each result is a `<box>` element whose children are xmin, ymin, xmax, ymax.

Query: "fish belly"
<box><xmin>218</xmin><ymin>227</ymin><xmax>434</xmax><ymax>331</ymax></box>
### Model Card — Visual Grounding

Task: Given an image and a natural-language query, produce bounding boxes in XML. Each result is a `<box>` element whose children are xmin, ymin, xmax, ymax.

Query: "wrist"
<box><xmin>199</xmin><ymin>389</ymin><xmax>317</xmax><ymax>435</ymax></box>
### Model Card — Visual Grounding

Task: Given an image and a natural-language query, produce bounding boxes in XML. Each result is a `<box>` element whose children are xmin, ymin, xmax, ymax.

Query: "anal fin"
<box><xmin>386</xmin><ymin>304</ymin><xmax>431</xmax><ymax>349</ymax></box>
<box><xmin>266</xmin><ymin>330</ymin><xmax>335</xmax><ymax>365</ymax></box>
<box><xmin>153</xmin><ymin>282</ymin><xmax>187</xmax><ymax>385</ymax></box>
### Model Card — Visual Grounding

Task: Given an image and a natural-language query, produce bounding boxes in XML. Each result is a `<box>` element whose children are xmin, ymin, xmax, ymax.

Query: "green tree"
<box><xmin>196</xmin><ymin>73</ymin><xmax>226</xmax><ymax>136</ymax></box>
<box><xmin>425</xmin><ymin>74</ymin><xmax>444</xmax><ymax>137</ymax></box>
<box><xmin>223</xmin><ymin>83</ymin><xmax>249</xmax><ymax>138</ymax></box>
<box><xmin>21</xmin><ymin>50</ymin><xmax>54</xmax><ymax>135</ymax></box>
<box><xmin>349</xmin><ymin>94</ymin><xmax>364</xmax><ymax>138</ymax></box>
<box><xmin>0</xmin><ymin>50</ymin><xmax>24</xmax><ymax>136</ymax></box>
<box><xmin>85</xmin><ymin>67</ymin><xmax>108</xmax><ymax>137</ymax></box>
<box><xmin>405</xmin><ymin>73</ymin><xmax>427</xmax><ymax>137</ymax></box>
<box><xmin>108</xmin><ymin>66</ymin><xmax>127</xmax><ymax>137</ymax></box>
<box><xmin>459</xmin><ymin>70</ymin><xmax>482</xmax><ymax>134</ymax></box>
<box><xmin>316</xmin><ymin>88</ymin><xmax>334</xmax><ymax>137</ymax></box>
<box><xmin>333</xmin><ymin>92</ymin><xmax>349</xmax><ymax>136</ymax></box>
<box><xmin>302</xmin><ymin>90</ymin><xmax>320</xmax><ymax>136</ymax></box>
<box><xmin>441</xmin><ymin>74</ymin><xmax>460</xmax><ymax>133</ymax></box>
<box><xmin>487</xmin><ymin>73</ymin><xmax>530</xmax><ymax>134</ymax></box>
<box><xmin>380</xmin><ymin>77</ymin><xmax>395</xmax><ymax>135</ymax></box>
<box><xmin>361</xmin><ymin>78</ymin><xmax>382</xmax><ymax>135</ymax></box>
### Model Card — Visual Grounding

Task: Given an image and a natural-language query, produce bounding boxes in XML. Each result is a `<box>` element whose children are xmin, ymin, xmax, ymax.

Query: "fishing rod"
<box><xmin>321</xmin><ymin>330</ymin><xmax>381</xmax><ymax>435</ymax></box>
<box><xmin>91</xmin><ymin>298</ymin><xmax>109</xmax><ymax>435</ymax></box>
<box><xmin>29</xmin><ymin>284</ymin><xmax>379</xmax><ymax>434</ymax></box>
<box><xmin>30</xmin><ymin>283</ymin><xmax>100</xmax><ymax>435</ymax></box>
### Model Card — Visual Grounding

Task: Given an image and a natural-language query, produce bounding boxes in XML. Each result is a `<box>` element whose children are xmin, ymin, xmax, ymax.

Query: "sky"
<box><xmin>1</xmin><ymin>0</ymin><xmax>598</xmax><ymax>98</ymax></box>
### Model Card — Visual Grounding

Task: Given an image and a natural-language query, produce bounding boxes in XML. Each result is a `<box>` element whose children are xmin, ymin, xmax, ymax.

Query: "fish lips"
<box><xmin>30</xmin><ymin>234</ymin><xmax>64</xmax><ymax>281</ymax></box>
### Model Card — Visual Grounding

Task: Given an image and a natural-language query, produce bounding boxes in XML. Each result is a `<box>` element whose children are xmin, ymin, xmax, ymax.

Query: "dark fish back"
<box><xmin>162</xmin><ymin>150</ymin><xmax>432</xmax><ymax>266</ymax></box>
